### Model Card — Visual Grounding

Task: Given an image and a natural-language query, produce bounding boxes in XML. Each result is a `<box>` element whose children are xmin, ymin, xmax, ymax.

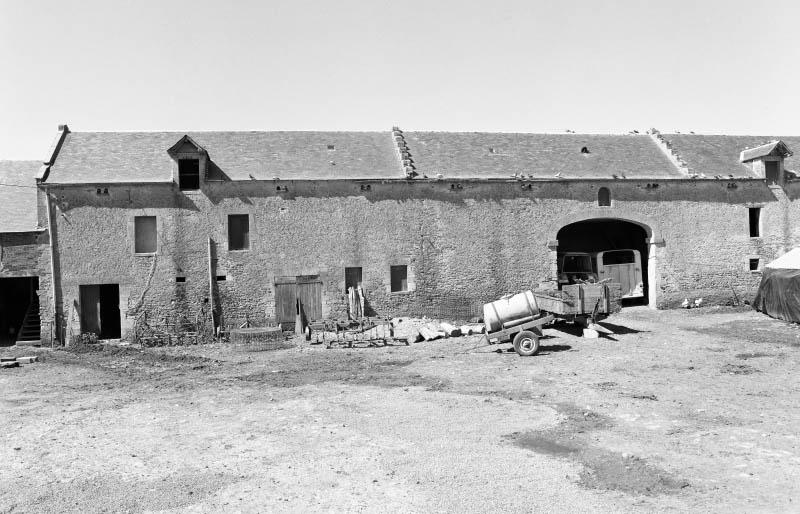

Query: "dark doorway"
<box><xmin>79</xmin><ymin>284</ymin><xmax>121</xmax><ymax>339</ymax></box>
<box><xmin>557</xmin><ymin>219</ymin><xmax>649</xmax><ymax>306</ymax></box>
<box><xmin>0</xmin><ymin>277</ymin><xmax>38</xmax><ymax>346</ymax></box>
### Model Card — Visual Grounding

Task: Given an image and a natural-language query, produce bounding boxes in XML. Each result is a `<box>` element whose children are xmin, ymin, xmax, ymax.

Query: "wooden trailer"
<box><xmin>484</xmin><ymin>282</ymin><xmax>621</xmax><ymax>356</ymax></box>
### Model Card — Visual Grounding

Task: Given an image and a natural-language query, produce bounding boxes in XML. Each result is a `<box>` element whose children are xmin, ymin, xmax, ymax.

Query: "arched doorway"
<box><xmin>556</xmin><ymin>218</ymin><xmax>650</xmax><ymax>306</ymax></box>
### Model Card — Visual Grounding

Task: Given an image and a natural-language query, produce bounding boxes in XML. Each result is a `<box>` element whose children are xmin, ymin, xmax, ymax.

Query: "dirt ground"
<box><xmin>2</xmin><ymin>306</ymin><xmax>799</xmax><ymax>513</ymax></box>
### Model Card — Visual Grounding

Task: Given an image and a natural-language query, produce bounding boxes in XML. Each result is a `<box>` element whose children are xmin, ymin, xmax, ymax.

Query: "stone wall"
<box><xmin>47</xmin><ymin>177</ymin><xmax>800</xmax><ymax>339</ymax></box>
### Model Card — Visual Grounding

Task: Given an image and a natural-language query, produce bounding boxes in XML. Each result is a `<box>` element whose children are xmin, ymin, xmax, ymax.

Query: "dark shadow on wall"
<box><xmin>201</xmin><ymin>179</ymin><xmax>780</xmax><ymax>207</ymax></box>
<box><xmin>51</xmin><ymin>186</ymin><xmax>202</xmax><ymax>212</ymax></box>
<box><xmin>205</xmin><ymin>162</ymin><xmax>253</xmax><ymax>205</ymax></box>
<box><xmin>51</xmin><ymin>178</ymin><xmax>781</xmax><ymax>212</ymax></box>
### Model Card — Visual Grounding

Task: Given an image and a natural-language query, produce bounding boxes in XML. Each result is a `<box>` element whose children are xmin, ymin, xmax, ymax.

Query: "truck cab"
<box><xmin>558</xmin><ymin>252</ymin><xmax>598</xmax><ymax>286</ymax></box>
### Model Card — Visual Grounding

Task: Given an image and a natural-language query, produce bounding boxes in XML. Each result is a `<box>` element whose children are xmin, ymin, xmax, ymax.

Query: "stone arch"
<box><xmin>546</xmin><ymin>212</ymin><xmax>663</xmax><ymax>309</ymax></box>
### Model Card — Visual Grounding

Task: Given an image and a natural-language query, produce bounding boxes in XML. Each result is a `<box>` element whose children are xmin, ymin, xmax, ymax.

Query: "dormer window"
<box><xmin>739</xmin><ymin>140</ymin><xmax>792</xmax><ymax>187</ymax></box>
<box><xmin>167</xmin><ymin>134</ymin><xmax>208</xmax><ymax>191</ymax></box>
<box><xmin>178</xmin><ymin>159</ymin><xmax>200</xmax><ymax>190</ymax></box>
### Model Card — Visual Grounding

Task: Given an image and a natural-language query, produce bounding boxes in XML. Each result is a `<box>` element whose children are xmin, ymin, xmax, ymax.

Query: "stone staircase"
<box><xmin>15</xmin><ymin>289</ymin><xmax>41</xmax><ymax>346</ymax></box>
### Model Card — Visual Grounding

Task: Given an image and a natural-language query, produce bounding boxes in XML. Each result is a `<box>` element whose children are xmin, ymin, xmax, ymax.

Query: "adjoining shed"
<box><xmin>0</xmin><ymin>160</ymin><xmax>52</xmax><ymax>346</ymax></box>
<box><xmin>753</xmin><ymin>248</ymin><xmax>800</xmax><ymax>323</ymax></box>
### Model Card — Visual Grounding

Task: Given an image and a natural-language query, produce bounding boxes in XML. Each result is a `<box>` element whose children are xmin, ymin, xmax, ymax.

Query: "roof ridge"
<box><xmin>391</xmin><ymin>127</ymin><xmax>417</xmax><ymax>179</ymax></box>
<box><xmin>405</xmin><ymin>130</ymin><xmax>650</xmax><ymax>136</ymax></box>
<box><xmin>648</xmin><ymin>131</ymin><xmax>694</xmax><ymax>177</ymax></box>
<box><xmin>67</xmin><ymin>129</ymin><xmax>393</xmax><ymax>135</ymax></box>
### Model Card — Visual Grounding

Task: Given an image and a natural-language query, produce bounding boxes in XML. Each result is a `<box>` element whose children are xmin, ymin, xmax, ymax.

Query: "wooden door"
<box><xmin>79</xmin><ymin>285</ymin><xmax>101</xmax><ymax>335</ymax></box>
<box><xmin>274</xmin><ymin>279</ymin><xmax>297</xmax><ymax>328</ymax></box>
<box><xmin>296</xmin><ymin>276</ymin><xmax>322</xmax><ymax>322</ymax></box>
<box><xmin>607</xmin><ymin>264</ymin><xmax>637</xmax><ymax>297</ymax></box>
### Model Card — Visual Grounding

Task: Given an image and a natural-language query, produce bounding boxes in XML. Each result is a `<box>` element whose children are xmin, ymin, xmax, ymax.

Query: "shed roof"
<box><xmin>740</xmin><ymin>140</ymin><xmax>793</xmax><ymax>163</ymax></box>
<box><xmin>46</xmin><ymin>131</ymin><xmax>401</xmax><ymax>184</ymax></box>
<box><xmin>404</xmin><ymin>132</ymin><xmax>681</xmax><ymax>179</ymax></box>
<box><xmin>766</xmin><ymin>248</ymin><xmax>800</xmax><ymax>269</ymax></box>
<box><xmin>0</xmin><ymin>160</ymin><xmax>42</xmax><ymax>233</ymax></box>
<box><xmin>659</xmin><ymin>134</ymin><xmax>800</xmax><ymax>177</ymax></box>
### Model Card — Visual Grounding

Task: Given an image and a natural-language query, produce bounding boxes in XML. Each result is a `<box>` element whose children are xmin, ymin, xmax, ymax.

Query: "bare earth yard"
<box><xmin>2</xmin><ymin>306</ymin><xmax>800</xmax><ymax>513</ymax></box>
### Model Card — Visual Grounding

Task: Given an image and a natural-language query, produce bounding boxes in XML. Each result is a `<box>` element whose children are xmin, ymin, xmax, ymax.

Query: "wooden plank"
<box><xmin>296</xmin><ymin>279</ymin><xmax>322</xmax><ymax>322</ymax></box>
<box><xmin>207</xmin><ymin>237</ymin><xmax>216</xmax><ymax>331</ymax></box>
<box><xmin>274</xmin><ymin>282</ymin><xmax>296</xmax><ymax>326</ymax></box>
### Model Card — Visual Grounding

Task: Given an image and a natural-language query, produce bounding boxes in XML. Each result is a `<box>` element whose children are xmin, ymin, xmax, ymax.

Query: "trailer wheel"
<box><xmin>513</xmin><ymin>330</ymin><xmax>540</xmax><ymax>357</ymax></box>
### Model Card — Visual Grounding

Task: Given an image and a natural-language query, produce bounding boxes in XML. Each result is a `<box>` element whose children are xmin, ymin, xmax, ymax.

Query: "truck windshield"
<box><xmin>603</xmin><ymin>250</ymin><xmax>635</xmax><ymax>265</ymax></box>
<box><xmin>563</xmin><ymin>255</ymin><xmax>593</xmax><ymax>273</ymax></box>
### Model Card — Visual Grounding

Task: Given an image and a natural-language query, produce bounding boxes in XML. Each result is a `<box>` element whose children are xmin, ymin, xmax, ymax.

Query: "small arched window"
<box><xmin>598</xmin><ymin>187</ymin><xmax>611</xmax><ymax>206</ymax></box>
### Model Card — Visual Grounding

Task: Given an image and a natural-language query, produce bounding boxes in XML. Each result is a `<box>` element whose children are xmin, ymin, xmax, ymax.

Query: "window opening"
<box><xmin>178</xmin><ymin>159</ymin><xmax>200</xmax><ymax>190</ymax></box>
<box><xmin>749</xmin><ymin>208</ymin><xmax>761</xmax><ymax>237</ymax></box>
<box><xmin>176</xmin><ymin>277</ymin><xmax>186</xmax><ymax>283</ymax></box>
<box><xmin>602</xmin><ymin>250</ymin><xmax>635</xmax><ymax>265</ymax></box>
<box><xmin>598</xmin><ymin>187</ymin><xmax>611</xmax><ymax>206</ymax></box>
<box><xmin>765</xmin><ymin>161</ymin><xmax>780</xmax><ymax>186</ymax></box>
<box><xmin>563</xmin><ymin>254</ymin><xmax>594</xmax><ymax>273</ymax></box>
<box><xmin>228</xmin><ymin>214</ymin><xmax>250</xmax><ymax>250</ymax></box>
<box><xmin>134</xmin><ymin>216</ymin><xmax>157</xmax><ymax>254</ymax></box>
<box><xmin>749</xmin><ymin>258</ymin><xmax>760</xmax><ymax>271</ymax></box>
<box><xmin>390</xmin><ymin>265</ymin><xmax>408</xmax><ymax>292</ymax></box>
<box><xmin>216</xmin><ymin>275</ymin><xmax>227</xmax><ymax>281</ymax></box>
<box><xmin>345</xmin><ymin>267</ymin><xmax>362</xmax><ymax>292</ymax></box>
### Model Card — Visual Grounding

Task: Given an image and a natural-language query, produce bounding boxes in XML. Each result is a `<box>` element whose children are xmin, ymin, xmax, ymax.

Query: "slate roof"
<box><xmin>0</xmin><ymin>160</ymin><xmax>41</xmax><ymax>232</ymax></box>
<box><xmin>46</xmin><ymin>129</ymin><xmax>800</xmax><ymax>183</ymax></box>
<box><xmin>660</xmin><ymin>134</ymin><xmax>800</xmax><ymax>177</ymax></box>
<box><xmin>46</xmin><ymin>131</ymin><xmax>401</xmax><ymax>183</ymax></box>
<box><xmin>404</xmin><ymin>133</ymin><xmax>682</xmax><ymax>179</ymax></box>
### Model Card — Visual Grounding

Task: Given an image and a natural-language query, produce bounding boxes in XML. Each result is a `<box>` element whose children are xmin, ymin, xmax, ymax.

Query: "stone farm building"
<box><xmin>2</xmin><ymin>124</ymin><xmax>800</xmax><ymax>345</ymax></box>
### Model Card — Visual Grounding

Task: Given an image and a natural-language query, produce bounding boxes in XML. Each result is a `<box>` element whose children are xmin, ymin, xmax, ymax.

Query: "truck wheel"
<box><xmin>513</xmin><ymin>330</ymin><xmax>540</xmax><ymax>357</ymax></box>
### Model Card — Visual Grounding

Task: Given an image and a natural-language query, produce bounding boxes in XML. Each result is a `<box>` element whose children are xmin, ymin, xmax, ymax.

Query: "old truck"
<box><xmin>559</xmin><ymin>249</ymin><xmax>644</xmax><ymax>299</ymax></box>
<box><xmin>483</xmin><ymin>282</ymin><xmax>622</xmax><ymax>356</ymax></box>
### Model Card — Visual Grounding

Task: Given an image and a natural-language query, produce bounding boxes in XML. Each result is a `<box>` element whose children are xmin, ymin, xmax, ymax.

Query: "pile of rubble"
<box><xmin>393</xmin><ymin>318</ymin><xmax>485</xmax><ymax>344</ymax></box>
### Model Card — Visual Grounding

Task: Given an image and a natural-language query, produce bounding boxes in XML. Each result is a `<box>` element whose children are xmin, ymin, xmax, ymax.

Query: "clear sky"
<box><xmin>2</xmin><ymin>0</ymin><xmax>799</xmax><ymax>160</ymax></box>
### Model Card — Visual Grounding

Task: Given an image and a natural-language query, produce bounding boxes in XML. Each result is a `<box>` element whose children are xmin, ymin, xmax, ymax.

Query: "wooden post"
<box><xmin>207</xmin><ymin>237</ymin><xmax>217</xmax><ymax>334</ymax></box>
<box><xmin>295</xmin><ymin>298</ymin><xmax>303</xmax><ymax>335</ymax></box>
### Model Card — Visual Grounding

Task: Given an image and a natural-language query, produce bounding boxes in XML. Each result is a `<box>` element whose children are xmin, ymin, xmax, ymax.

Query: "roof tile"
<box><xmin>48</xmin><ymin>131</ymin><xmax>401</xmax><ymax>183</ymax></box>
<box><xmin>0</xmin><ymin>161</ymin><xmax>41</xmax><ymax>232</ymax></box>
<box><xmin>404</xmin><ymin>132</ymin><xmax>681</xmax><ymax>178</ymax></box>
